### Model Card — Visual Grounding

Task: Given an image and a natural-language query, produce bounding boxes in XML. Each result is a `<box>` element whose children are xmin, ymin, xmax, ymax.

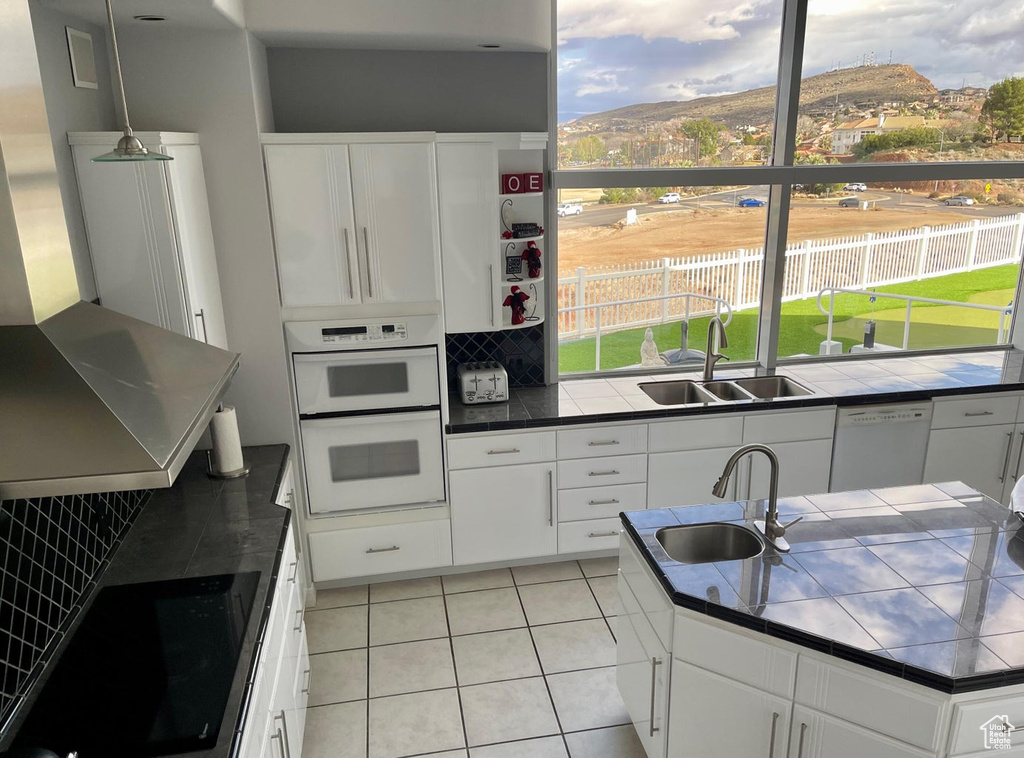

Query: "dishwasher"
<box><xmin>830</xmin><ymin>402</ymin><xmax>933</xmax><ymax>492</ymax></box>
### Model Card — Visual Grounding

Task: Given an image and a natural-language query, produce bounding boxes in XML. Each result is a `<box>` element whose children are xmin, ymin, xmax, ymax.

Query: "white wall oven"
<box><xmin>287</xmin><ymin>316</ymin><xmax>444</xmax><ymax>515</ymax></box>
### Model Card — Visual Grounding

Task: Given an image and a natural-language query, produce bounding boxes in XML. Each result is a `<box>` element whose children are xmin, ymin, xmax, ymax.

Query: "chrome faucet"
<box><xmin>711</xmin><ymin>443</ymin><xmax>802</xmax><ymax>552</ymax></box>
<box><xmin>703</xmin><ymin>316</ymin><xmax>728</xmax><ymax>382</ymax></box>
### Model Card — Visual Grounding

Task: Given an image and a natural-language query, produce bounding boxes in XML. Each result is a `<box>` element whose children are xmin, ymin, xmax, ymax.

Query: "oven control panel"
<box><xmin>320</xmin><ymin>323</ymin><xmax>408</xmax><ymax>345</ymax></box>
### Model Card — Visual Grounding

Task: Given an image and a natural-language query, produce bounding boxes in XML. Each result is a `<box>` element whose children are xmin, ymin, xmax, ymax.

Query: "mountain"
<box><xmin>567</xmin><ymin>65</ymin><xmax>938</xmax><ymax>131</ymax></box>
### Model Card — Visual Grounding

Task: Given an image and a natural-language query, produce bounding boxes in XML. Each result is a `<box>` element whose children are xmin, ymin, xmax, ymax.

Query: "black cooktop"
<box><xmin>14</xmin><ymin>572</ymin><xmax>260</xmax><ymax>758</ymax></box>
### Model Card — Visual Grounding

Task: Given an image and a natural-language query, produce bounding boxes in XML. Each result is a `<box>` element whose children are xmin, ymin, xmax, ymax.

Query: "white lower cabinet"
<box><xmin>924</xmin><ymin>424</ymin><xmax>1017</xmax><ymax>502</ymax></box>
<box><xmin>788</xmin><ymin>706</ymin><xmax>933</xmax><ymax>758</ymax></box>
<box><xmin>648</xmin><ymin>447</ymin><xmax>742</xmax><ymax>509</ymax></box>
<box><xmin>450</xmin><ymin>462</ymin><xmax>557</xmax><ymax>564</ymax></box>
<box><xmin>668</xmin><ymin>662</ymin><xmax>791</xmax><ymax>758</ymax></box>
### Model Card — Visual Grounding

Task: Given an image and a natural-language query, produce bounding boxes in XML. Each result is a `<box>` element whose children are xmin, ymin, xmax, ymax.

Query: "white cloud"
<box><xmin>575</xmin><ymin>69</ymin><xmax>629</xmax><ymax>97</ymax></box>
<box><xmin>557</xmin><ymin>0</ymin><xmax>768</xmax><ymax>44</ymax></box>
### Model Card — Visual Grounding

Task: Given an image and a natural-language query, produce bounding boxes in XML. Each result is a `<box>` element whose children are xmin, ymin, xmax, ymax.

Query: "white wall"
<box><xmin>115</xmin><ymin>25</ymin><xmax>294</xmax><ymax>446</ymax></box>
<box><xmin>29</xmin><ymin>1</ymin><xmax>117</xmax><ymax>301</ymax></box>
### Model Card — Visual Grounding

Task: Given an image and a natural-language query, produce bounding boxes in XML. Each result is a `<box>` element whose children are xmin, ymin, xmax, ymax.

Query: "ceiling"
<box><xmin>243</xmin><ymin>0</ymin><xmax>552</xmax><ymax>52</ymax></box>
<box><xmin>34</xmin><ymin>0</ymin><xmax>243</xmax><ymax>30</ymax></box>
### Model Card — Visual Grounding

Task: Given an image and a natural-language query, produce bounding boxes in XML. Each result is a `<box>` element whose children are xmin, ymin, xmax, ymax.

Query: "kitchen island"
<box><xmin>619</xmin><ymin>483</ymin><xmax>1024</xmax><ymax>757</ymax></box>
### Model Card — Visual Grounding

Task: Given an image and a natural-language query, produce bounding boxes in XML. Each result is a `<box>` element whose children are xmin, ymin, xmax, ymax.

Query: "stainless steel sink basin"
<box><xmin>731</xmin><ymin>376</ymin><xmax>813</xmax><ymax>399</ymax></box>
<box><xmin>700</xmin><ymin>380</ymin><xmax>756</xmax><ymax>402</ymax></box>
<box><xmin>656</xmin><ymin>523</ymin><xmax>765</xmax><ymax>564</ymax></box>
<box><xmin>640</xmin><ymin>380</ymin><xmax>718</xmax><ymax>406</ymax></box>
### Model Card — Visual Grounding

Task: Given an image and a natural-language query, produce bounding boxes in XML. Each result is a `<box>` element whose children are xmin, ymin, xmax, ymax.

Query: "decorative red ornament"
<box><xmin>501</xmin><ymin>230</ymin><xmax>513</xmax><ymax>240</ymax></box>
<box><xmin>521</xmin><ymin>241</ymin><xmax>542</xmax><ymax>278</ymax></box>
<box><xmin>501</xmin><ymin>174</ymin><xmax>525</xmax><ymax>194</ymax></box>
<box><xmin>503</xmin><ymin>285</ymin><xmax>530</xmax><ymax>325</ymax></box>
<box><xmin>524</xmin><ymin>173</ymin><xmax>543</xmax><ymax>192</ymax></box>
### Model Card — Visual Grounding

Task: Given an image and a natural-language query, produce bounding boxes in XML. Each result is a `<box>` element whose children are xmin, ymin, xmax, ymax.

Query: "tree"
<box><xmin>680</xmin><ymin>118</ymin><xmax>721</xmax><ymax>163</ymax></box>
<box><xmin>571</xmin><ymin>135</ymin><xmax>607</xmax><ymax>165</ymax></box>
<box><xmin>982</xmin><ymin>77</ymin><xmax>1024</xmax><ymax>142</ymax></box>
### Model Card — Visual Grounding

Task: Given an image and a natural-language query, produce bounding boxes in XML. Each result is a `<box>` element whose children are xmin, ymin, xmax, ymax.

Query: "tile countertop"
<box><xmin>622</xmin><ymin>482</ymin><xmax>1024</xmax><ymax>694</ymax></box>
<box><xmin>5</xmin><ymin>444</ymin><xmax>292</xmax><ymax>758</ymax></box>
<box><xmin>446</xmin><ymin>348</ymin><xmax>1024</xmax><ymax>433</ymax></box>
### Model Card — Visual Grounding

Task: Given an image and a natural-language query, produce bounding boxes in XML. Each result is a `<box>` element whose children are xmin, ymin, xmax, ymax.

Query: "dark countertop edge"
<box><xmin>228</xmin><ymin>505</ymin><xmax>292</xmax><ymax>758</ymax></box>
<box><xmin>270</xmin><ymin>443</ymin><xmax>293</xmax><ymax>505</ymax></box>
<box><xmin>619</xmin><ymin>516</ymin><xmax>1022</xmax><ymax>696</ymax></box>
<box><xmin>446</xmin><ymin>380</ymin><xmax>1024</xmax><ymax>434</ymax></box>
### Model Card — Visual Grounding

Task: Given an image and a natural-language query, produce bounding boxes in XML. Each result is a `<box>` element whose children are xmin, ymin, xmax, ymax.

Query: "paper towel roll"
<box><xmin>210</xmin><ymin>406</ymin><xmax>245</xmax><ymax>474</ymax></box>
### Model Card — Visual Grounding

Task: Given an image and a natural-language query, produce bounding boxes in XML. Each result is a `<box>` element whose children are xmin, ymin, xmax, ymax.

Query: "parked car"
<box><xmin>737</xmin><ymin>197</ymin><xmax>765</xmax><ymax>207</ymax></box>
<box><xmin>838</xmin><ymin>197</ymin><xmax>861</xmax><ymax>207</ymax></box>
<box><xmin>843</xmin><ymin>183</ymin><xmax>867</xmax><ymax>192</ymax></box>
<box><xmin>946</xmin><ymin>195</ymin><xmax>975</xmax><ymax>206</ymax></box>
<box><xmin>557</xmin><ymin>202</ymin><xmax>583</xmax><ymax>216</ymax></box>
<box><xmin>658</xmin><ymin>192</ymin><xmax>681</xmax><ymax>204</ymax></box>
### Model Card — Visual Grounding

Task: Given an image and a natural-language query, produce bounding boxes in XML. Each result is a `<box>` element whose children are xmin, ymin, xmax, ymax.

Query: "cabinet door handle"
<box><xmin>547</xmin><ymin>470</ymin><xmax>554</xmax><ymax>526</ymax></box>
<box><xmin>589</xmin><ymin>498</ymin><xmax>620</xmax><ymax>506</ymax></box>
<box><xmin>293</xmin><ymin>608</ymin><xmax>303</xmax><ymax>632</ymax></box>
<box><xmin>796</xmin><ymin>722</ymin><xmax>807</xmax><ymax>758</ymax></box>
<box><xmin>278</xmin><ymin>710</ymin><xmax>293</xmax><ymax>758</ymax></box>
<box><xmin>588</xmin><ymin>531</ymin><xmax>619</xmax><ymax>538</ymax></box>
<box><xmin>965</xmin><ymin>410</ymin><xmax>994</xmax><ymax>417</ymax></box>
<box><xmin>270</xmin><ymin>728</ymin><xmax>285</xmax><ymax>758</ymax></box>
<box><xmin>366</xmin><ymin>545</ymin><xmax>400</xmax><ymax>554</ymax></box>
<box><xmin>362</xmin><ymin>227</ymin><xmax>374</xmax><ymax>298</ymax></box>
<box><xmin>649</xmin><ymin>657</ymin><xmax>662</xmax><ymax>737</ymax></box>
<box><xmin>588</xmin><ymin>440</ymin><xmax>620</xmax><ymax>447</ymax></box>
<box><xmin>589</xmin><ymin>470</ymin><xmax>620</xmax><ymax>477</ymax></box>
<box><xmin>193</xmin><ymin>308</ymin><xmax>208</xmax><ymax>343</ymax></box>
<box><xmin>768</xmin><ymin>712</ymin><xmax>779</xmax><ymax>758</ymax></box>
<box><xmin>487</xmin><ymin>448</ymin><xmax>520</xmax><ymax>455</ymax></box>
<box><xmin>301</xmin><ymin>667</ymin><xmax>311</xmax><ymax>694</ymax></box>
<box><xmin>1000</xmin><ymin>430</ymin><xmax>1014</xmax><ymax>483</ymax></box>
<box><xmin>1014</xmin><ymin>430</ymin><xmax>1024</xmax><ymax>482</ymax></box>
<box><xmin>488</xmin><ymin>264</ymin><xmax>495</xmax><ymax>327</ymax></box>
<box><xmin>342</xmin><ymin>228</ymin><xmax>355</xmax><ymax>300</ymax></box>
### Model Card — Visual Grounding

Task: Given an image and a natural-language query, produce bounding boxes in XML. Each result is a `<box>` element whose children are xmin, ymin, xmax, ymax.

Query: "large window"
<box><xmin>554</xmin><ymin>0</ymin><xmax>1024</xmax><ymax>375</ymax></box>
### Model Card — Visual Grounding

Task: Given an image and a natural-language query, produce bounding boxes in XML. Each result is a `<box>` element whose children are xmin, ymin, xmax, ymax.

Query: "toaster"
<box><xmin>457</xmin><ymin>361</ymin><xmax>509</xmax><ymax>404</ymax></box>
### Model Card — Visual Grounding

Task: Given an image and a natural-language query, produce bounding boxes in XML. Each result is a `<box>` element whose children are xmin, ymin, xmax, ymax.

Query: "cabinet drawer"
<box><xmin>949</xmin><ymin>693</ymin><xmax>1024</xmax><ymax>755</ymax></box>
<box><xmin>795</xmin><ymin>656</ymin><xmax>945</xmax><ymax>752</ymax></box>
<box><xmin>558</xmin><ymin>454</ymin><xmax>647</xmax><ymax>489</ymax></box>
<box><xmin>932</xmin><ymin>394</ymin><xmax>1020</xmax><ymax>429</ymax></box>
<box><xmin>309</xmin><ymin>519</ymin><xmax>452</xmax><ymax>581</ymax></box>
<box><xmin>448</xmin><ymin>431</ymin><xmax>555</xmax><ymax>469</ymax></box>
<box><xmin>673</xmin><ymin>612</ymin><xmax>796</xmax><ymax>698</ymax></box>
<box><xmin>743</xmin><ymin>407</ymin><xmax>835</xmax><ymax>444</ymax></box>
<box><xmin>557</xmin><ymin>424</ymin><xmax>647</xmax><ymax>459</ymax></box>
<box><xmin>558</xmin><ymin>518</ymin><xmax>622</xmax><ymax>554</ymax></box>
<box><xmin>559</xmin><ymin>483</ymin><xmax>647</xmax><ymax>521</ymax></box>
<box><xmin>649</xmin><ymin>415</ymin><xmax>743</xmax><ymax>453</ymax></box>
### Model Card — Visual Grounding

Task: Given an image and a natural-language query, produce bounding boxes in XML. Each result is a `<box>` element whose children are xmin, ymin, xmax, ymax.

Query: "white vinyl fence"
<box><xmin>558</xmin><ymin>213</ymin><xmax>1024</xmax><ymax>340</ymax></box>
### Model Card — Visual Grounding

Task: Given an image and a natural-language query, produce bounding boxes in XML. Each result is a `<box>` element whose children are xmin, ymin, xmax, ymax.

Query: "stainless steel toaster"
<box><xmin>457</xmin><ymin>361</ymin><xmax>509</xmax><ymax>404</ymax></box>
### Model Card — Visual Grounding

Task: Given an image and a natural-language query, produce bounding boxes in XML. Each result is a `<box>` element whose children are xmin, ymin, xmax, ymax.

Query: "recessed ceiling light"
<box><xmin>133</xmin><ymin>14</ymin><xmax>166</xmax><ymax>21</ymax></box>
<box><xmin>477</xmin><ymin>43</ymin><xmax>501</xmax><ymax>49</ymax></box>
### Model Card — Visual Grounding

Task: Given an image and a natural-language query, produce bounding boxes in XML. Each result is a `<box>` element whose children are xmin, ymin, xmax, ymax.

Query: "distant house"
<box><xmin>832</xmin><ymin>113</ymin><xmax>950</xmax><ymax>154</ymax></box>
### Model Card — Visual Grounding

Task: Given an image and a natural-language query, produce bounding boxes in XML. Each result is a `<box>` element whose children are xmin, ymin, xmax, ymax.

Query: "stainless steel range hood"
<box><xmin>0</xmin><ymin>0</ymin><xmax>239</xmax><ymax>500</ymax></box>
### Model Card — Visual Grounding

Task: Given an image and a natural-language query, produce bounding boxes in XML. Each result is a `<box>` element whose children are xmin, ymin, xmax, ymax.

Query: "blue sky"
<box><xmin>557</xmin><ymin>0</ymin><xmax>1024</xmax><ymax>124</ymax></box>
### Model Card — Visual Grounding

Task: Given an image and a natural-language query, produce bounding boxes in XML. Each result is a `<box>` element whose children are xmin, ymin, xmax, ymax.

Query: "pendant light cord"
<box><xmin>104</xmin><ymin>0</ymin><xmax>133</xmax><ymax>135</ymax></box>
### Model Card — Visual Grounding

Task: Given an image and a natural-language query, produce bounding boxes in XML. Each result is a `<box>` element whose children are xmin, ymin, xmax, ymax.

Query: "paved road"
<box><xmin>560</xmin><ymin>188</ymin><xmax>1014</xmax><ymax>229</ymax></box>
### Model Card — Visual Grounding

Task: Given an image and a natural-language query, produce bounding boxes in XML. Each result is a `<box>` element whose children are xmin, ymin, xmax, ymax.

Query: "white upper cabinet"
<box><xmin>263</xmin><ymin>136</ymin><xmax>441</xmax><ymax>309</ymax></box>
<box><xmin>70</xmin><ymin>132</ymin><xmax>229</xmax><ymax>349</ymax></box>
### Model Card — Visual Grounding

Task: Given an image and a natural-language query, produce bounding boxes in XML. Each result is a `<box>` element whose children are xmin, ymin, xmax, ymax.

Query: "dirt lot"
<box><xmin>557</xmin><ymin>204</ymin><xmax>992</xmax><ymax>274</ymax></box>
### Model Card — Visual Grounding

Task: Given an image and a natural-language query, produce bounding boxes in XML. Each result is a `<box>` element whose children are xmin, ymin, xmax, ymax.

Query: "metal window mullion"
<box><xmin>546</xmin><ymin>0</ymin><xmax>559</xmax><ymax>383</ymax></box>
<box><xmin>757</xmin><ymin>0</ymin><xmax>808</xmax><ymax>370</ymax></box>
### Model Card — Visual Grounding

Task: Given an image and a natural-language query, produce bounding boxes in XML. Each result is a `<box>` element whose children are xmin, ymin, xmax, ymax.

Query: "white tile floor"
<box><xmin>302</xmin><ymin>556</ymin><xmax>646</xmax><ymax>758</ymax></box>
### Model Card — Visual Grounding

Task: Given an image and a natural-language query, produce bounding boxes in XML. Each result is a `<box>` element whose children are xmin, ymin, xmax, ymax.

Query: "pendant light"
<box><xmin>92</xmin><ymin>0</ymin><xmax>171</xmax><ymax>162</ymax></box>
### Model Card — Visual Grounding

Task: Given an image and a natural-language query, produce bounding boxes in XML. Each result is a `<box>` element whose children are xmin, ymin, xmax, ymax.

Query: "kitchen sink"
<box><xmin>700</xmin><ymin>380</ymin><xmax>756</xmax><ymax>402</ymax></box>
<box><xmin>639</xmin><ymin>380</ymin><xmax>718</xmax><ymax>406</ymax></box>
<box><xmin>656</xmin><ymin>523</ymin><xmax>765</xmax><ymax>564</ymax></box>
<box><xmin>731</xmin><ymin>376</ymin><xmax>812</xmax><ymax>399</ymax></box>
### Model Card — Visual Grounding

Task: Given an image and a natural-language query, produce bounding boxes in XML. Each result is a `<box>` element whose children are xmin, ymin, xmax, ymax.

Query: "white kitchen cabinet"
<box><xmin>263</xmin><ymin>136</ymin><xmax>440</xmax><ymax>308</ymax></box>
<box><xmin>69</xmin><ymin>132</ymin><xmax>228</xmax><ymax>348</ymax></box>
<box><xmin>749</xmin><ymin>439</ymin><xmax>833</xmax><ymax>501</ymax></box>
<box><xmin>449</xmin><ymin>461</ymin><xmax>557</xmax><ymax>564</ymax></box>
<box><xmin>669</xmin><ymin>661</ymin><xmax>791</xmax><ymax>758</ymax></box>
<box><xmin>789</xmin><ymin>705</ymin><xmax>934</xmax><ymax>758</ymax></box>
<box><xmin>648</xmin><ymin>447</ymin><xmax>742</xmax><ymax>509</ymax></box>
<box><xmin>924</xmin><ymin>424</ymin><xmax>1016</xmax><ymax>502</ymax></box>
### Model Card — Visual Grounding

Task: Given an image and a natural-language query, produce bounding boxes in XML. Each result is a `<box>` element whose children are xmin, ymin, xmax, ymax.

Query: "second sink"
<box><xmin>732</xmin><ymin>376</ymin><xmax>813</xmax><ymax>399</ymax></box>
<box><xmin>656</xmin><ymin>523</ymin><xmax>765</xmax><ymax>564</ymax></box>
<box><xmin>640</xmin><ymin>380</ymin><xmax>717</xmax><ymax>406</ymax></box>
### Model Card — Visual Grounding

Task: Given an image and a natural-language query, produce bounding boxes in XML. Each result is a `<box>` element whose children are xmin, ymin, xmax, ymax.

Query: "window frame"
<box><xmin>547</xmin><ymin>0</ymin><xmax>1024</xmax><ymax>379</ymax></box>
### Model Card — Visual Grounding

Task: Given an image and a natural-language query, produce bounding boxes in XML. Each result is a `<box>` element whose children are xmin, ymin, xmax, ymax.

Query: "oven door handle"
<box><xmin>293</xmin><ymin>346</ymin><xmax>439</xmax><ymax>365</ymax></box>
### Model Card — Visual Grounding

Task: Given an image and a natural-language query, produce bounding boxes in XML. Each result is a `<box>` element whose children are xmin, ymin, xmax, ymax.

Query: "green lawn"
<box><xmin>558</xmin><ymin>265</ymin><xmax>1020</xmax><ymax>373</ymax></box>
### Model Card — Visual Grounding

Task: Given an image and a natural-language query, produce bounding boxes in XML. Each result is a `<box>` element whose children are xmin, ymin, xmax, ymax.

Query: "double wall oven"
<box><xmin>286</xmin><ymin>316</ymin><xmax>445</xmax><ymax>515</ymax></box>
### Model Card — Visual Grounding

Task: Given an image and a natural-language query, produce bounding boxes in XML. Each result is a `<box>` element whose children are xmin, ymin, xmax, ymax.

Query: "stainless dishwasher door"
<box><xmin>830</xmin><ymin>402</ymin><xmax>933</xmax><ymax>492</ymax></box>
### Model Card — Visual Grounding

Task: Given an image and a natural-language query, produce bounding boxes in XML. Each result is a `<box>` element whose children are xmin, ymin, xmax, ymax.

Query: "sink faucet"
<box><xmin>711</xmin><ymin>443</ymin><xmax>802</xmax><ymax>552</ymax></box>
<box><xmin>703</xmin><ymin>316</ymin><xmax>728</xmax><ymax>382</ymax></box>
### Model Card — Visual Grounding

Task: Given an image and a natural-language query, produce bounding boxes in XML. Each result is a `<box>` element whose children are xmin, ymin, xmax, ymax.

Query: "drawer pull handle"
<box><xmin>588</xmin><ymin>440</ymin><xmax>620</xmax><ymax>447</ymax></box>
<box><xmin>589</xmin><ymin>498</ymin><xmax>620</xmax><ymax>506</ymax></box>
<box><xmin>487</xmin><ymin>448</ymin><xmax>520</xmax><ymax>455</ymax></box>
<box><xmin>649</xmin><ymin>657</ymin><xmax>662</xmax><ymax>737</ymax></box>
<box><xmin>294</xmin><ymin>608</ymin><xmax>304</xmax><ymax>632</ymax></box>
<box><xmin>589</xmin><ymin>470</ymin><xmax>620</xmax><ymax>477</ymax></box>
<box><xmin>588</xmin><ymin>531</ymin><xmax>619</xmax><ymax>538</ymax></box>
<box><xmin>288</xmin><ymin>560</ymin><xmax>299</xmax><ymax>584</ymax></box>
<box><xmin>366</xmin><ymin>545</ymin><xmax>401</xmax><ymax>554</ymax></box>
<box><xmin>965</xmin><ymin>410</ymin><xmax>994</xmax><ymax>417</ymax></box>
<box><xmin>301</xmin><ymin>668</ymin><xmax>312</xmax><ymax>694</ymax></box>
